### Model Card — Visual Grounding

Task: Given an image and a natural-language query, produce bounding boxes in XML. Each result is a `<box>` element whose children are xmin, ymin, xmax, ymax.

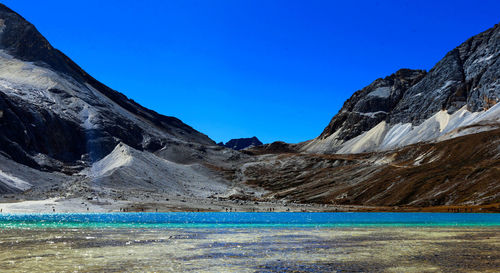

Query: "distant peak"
<box><xmin>220</xmin><ymin>137</ymin><xmax>263</xmax><ymax>151</ymax></box>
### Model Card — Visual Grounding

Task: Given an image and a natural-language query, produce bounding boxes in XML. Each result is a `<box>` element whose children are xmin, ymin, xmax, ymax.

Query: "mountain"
<box><xmin>219</xmin><ymin>137</ymin><xmax>263</xmax><ymax>150</ymax></box>
<box><xmin>0</xmin><ymin>4</ymin><xmax>255</xmax><ymax>203</ymax></box>
<box><xmin>0</xmin><ymin>4</ymin><xmax>216</xmax><ymax>170</ymax></box>
<box><xmin>303</xmin><ymin>23</ymin><xmax>500</xmax><ymax>154</ymax></box>
<box><xmin>239</xmin><ymin>23</ymin><xmax>500</xmax><ymax>207</ymax></box>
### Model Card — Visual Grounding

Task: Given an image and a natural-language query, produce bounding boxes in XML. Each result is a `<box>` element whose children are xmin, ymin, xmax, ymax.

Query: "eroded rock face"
<box><xmin>390</xmin><ymin>23</ymin><xmax>500</xmax><ymax>124</ymax></box>
<box><xmin>315</xmin><ymin>24</ymin><xmax>500</xmax><ymax>151</ymax></box>
<box><xmin>0</xmin><ymin>2</ymin><xmax>498</xmax><ymax>207</ymax></box>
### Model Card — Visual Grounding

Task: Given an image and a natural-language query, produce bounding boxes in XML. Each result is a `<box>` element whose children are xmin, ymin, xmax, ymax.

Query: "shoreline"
<box><xmin>0</xmin><ymin>196</ymin><xmax>499</xmax><ymax>214</ymax></box>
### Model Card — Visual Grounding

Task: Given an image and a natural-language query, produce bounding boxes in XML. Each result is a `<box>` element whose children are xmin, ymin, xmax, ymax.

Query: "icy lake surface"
<box><xmin>0</xmin><ymin>213</ymin><xmax>499</xmax><ymax>272</ymax></box>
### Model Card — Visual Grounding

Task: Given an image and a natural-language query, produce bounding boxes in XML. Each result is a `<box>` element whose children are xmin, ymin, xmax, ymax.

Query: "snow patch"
<box><xmin>474</xmin><ymin>53</ymin><xmax>497</xmax><ymax>64</ymax></box>
<box><xmin>0</xmin><ymin>170</ymin><xmax>32</xmax><ymax>191</ymax></box>
<box><xmin>380</xmin><ymin>123</ymin><xmax>412</xmax><ymax>148</ymax></box>
<box><xmin>355</xmin><ymin>111</ymin><xmax>388</xmax><ymax>118</ymax></box>
<box><xmin>301</xmin><ymin>130</ymin><xmax>342</xmax><ymax>153</ymax></box>
<box><xmin>378</xmin><ymin>105</ymin><xmax>500</xmax><ymax>151</ymax></box>
<box><xmin>435</xmin><ymin>110</ymin><xmax>450</xmax><ymax>132</ymax></box>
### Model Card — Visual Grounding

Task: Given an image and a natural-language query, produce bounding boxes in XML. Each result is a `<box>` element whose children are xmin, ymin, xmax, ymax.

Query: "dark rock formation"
<box><xmin>221</xmin><ymin>137</ymin><xmax>263</xmax><ymax>150</ymax></box>
<box><xmin>0</xmin><ymin>3</ymin><xmax>498</xmax><ymax>208</ymax></box>
<box><xmin>245</xmin><ymin>141</ymin><xmax>298</xmax><ymax>155</ymax></box>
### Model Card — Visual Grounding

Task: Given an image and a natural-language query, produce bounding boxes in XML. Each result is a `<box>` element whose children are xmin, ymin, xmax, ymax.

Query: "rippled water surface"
<box><xmin>0</xmin><ymin>213</ymin><xmax>499</xmax><ymax>272</ymax></box>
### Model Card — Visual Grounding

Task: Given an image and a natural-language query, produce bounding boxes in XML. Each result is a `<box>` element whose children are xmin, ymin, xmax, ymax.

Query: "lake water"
<box><xmin>0</xmin><ymin>213</ymin><xmax>499</xmax><ymax>272</ymax></box>
<box><xmin>1</xmin><ymin>212</ymin><xmax>499</xmax><ymax>228</ymax></box>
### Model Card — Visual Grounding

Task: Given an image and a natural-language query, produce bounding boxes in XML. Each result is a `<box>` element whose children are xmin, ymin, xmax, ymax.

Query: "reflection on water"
<box><xmin>0</xmin><ymin>227</ymin><xmax>498</xmax><ymax>272</ymax></box>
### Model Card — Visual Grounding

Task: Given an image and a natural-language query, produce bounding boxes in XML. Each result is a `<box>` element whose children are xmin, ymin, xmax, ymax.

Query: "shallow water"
<box><xmin>0</xmin><ymin>213</ymin><xmax>499</xmax><ymax>272</ymax></box>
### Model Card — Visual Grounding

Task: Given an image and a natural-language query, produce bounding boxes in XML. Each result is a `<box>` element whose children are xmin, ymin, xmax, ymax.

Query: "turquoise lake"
<box><xmin>0</xmin><ymin>212</ymin><xmax>499</xmax><ymax>228</ymax></box>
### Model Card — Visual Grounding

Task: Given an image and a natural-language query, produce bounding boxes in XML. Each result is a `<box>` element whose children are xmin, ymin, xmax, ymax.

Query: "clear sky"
<box><xmin>3</xmin><ymin>1</ymin><xmax>499</xmax><ymax>144</ymax></box>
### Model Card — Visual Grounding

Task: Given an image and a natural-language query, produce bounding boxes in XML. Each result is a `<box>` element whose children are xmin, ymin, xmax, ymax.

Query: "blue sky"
<box><xmin>3</xmin><ymin>1</ymin><xmax>499</xmax><ymax>143</ymax></box>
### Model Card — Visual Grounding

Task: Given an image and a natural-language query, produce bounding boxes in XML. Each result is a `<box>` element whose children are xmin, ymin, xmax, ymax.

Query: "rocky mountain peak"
<box><xmin>305</xmin><ymin>23</ymin><xmax>499</xmax><ymax>154</ymax></box>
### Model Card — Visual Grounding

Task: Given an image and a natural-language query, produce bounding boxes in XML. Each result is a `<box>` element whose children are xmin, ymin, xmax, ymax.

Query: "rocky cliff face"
<box><xmin>304</xmin><ymin>23</ymin><xmax>500</xmax><ymax>154</ymax></box>
<box><xmin>390</xmin><ymin>23</ymin><xmax>500</xmax><ymax>123</ymax></box>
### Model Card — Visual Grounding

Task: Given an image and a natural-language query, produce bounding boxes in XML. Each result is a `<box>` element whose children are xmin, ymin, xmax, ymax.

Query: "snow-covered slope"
<box><xmin>240</xmin><ymin>23</ymin><xmax>500</xmax><ymax>207</ymax></box>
